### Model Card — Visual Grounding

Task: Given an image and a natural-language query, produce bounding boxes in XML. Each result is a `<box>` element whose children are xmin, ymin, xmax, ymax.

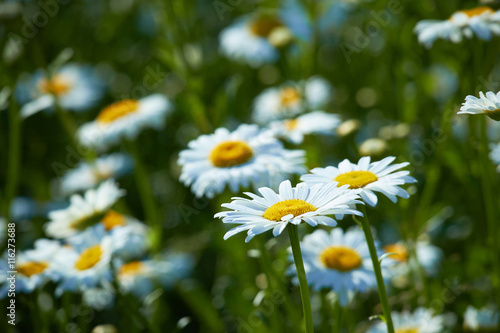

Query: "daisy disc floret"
<box><xmin>301</xmin><ymin>156</ymin><xmax>416</xmax><ymax>207</ymax></box>
<box><xmin>459</xmin><ymin>91</ymin><xmax>500</xmax><ymax>121</ymax></box>
<box><xmin>215</xmin><ymin>180</ymin><xmax>363</xmax><ymax>243</ymax></box>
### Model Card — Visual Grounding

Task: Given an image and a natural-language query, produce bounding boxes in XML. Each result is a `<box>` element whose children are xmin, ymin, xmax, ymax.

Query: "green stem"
<box><xmin>332</xmin><ymin>299</ymin><xmax>341</xmax><ymax>333</ymax></box>
<box><xmin>4</xmin><ymin>95</ymin><xmax>22</xmax><ymax>220</ymax></box>
<box><xmin>124</xmin><ymin>140</ymin><xmax>162</xmax><ymax>250</ymax></box>
<box><xmin>479</xmin><ymin>117</ymin><xmax>500</xmax><ymax>305</ymax></box>
<box><xmin>356</xmin><ymin>206</ymin><xmax>395</xmax><ymax>333</ymax></box>
<box><xmin>288</xmin><ymin>225</ymin><xmax>314</xmax><ymax>333</ymax></box>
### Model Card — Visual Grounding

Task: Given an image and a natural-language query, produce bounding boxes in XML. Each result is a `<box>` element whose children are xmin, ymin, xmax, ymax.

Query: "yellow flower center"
<box><xmin>249</xmin><ymin>17</ymin><xmax>283</xmax><ymax>37</ymax></box>
<box><xmin>285</xmin><ymin>119</ymin><xmax>299</xmax><ymax>130</ymax></box>
<box><xmin>75</xmin><ymin>245</ymin><xmax>102</xmax><ymax>271</ymax></box>
<box><xmin>97</xmin><ymin>100</ymin><xmax>139</xmax><ymax>124</ymax></box>
<box><xmin>119</xmin><ymin>261</ymin><xmax>145</xmax><ymax>276</ymax></box>
<box><xmin>334</xmin><ymin>170</ymin><xmax>378</xmax><ymax>189</ymax></box>
<box><xmin>102</xmin><ymin>210</ymin><xmax>126</xmax><ymax>231</ymax></box>
<box><xmin>396</xmin><ymin>328</ymin><xmax>419</xmax><ymax>333</ymax></box>
<box><xmin>38</xmin><ymin>75</ymin><xmax>71</xmax><ymax>96</ymax></box>
<box><xmin>210</xmin><ymin>140</ymin><xmax>254</xmax><ymax>168</ymax></box>
<box><xmin>459</xmin><ymin>6</ymin><xmax>493</xmax><ymax>17</ymax></box>
<box><xmin>384</xmin><ymin>244</ymin><xmax>409</xmax><ymax>262</ymax></box>
<box><xmin>263</xmin><ymin>199</ymin><xmax>317</xmax><ymax>222</ymax></box>
<box><xmin>280</xmin><ymin>87</ymin><xmax>301</xmax><ymax>107</ymax></box>
<box><xmin>17</xmin><ymin>261</ymin><xmax>48</xmax><ymax>277</ymax></box>
<box><xmin>319</xmin><ymin>246</ymin><xmax>362</xmax><ymax>272</ymax></box>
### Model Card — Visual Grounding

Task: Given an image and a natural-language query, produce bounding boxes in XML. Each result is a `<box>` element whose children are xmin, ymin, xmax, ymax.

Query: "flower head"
<box><xmin>367</xmin><ymin>308</ymin><xmax>445</xmax><ymax>333</ymax></box>
<box><xmin>215</xmin><ymin>180</ymin><xmax>362</xmax><ymax>242</ymax></box>
<box><xmin>464</xmin><ymin>305</ymin><xmax>499</xmax><ymax>331</ymax></box>
<box><xmin>301</xmin><ymin>156</ymin><xmax>416</xmax><ymax>207</ymax></box>
<box><xmin>459</xmin><ymin>91</ymin><xmax>500</xmax><ymax>121</ymax></box>
<box><xmin>178</xmin><ymin>124</ymin><xmax>306</xmax><ymax>198</ymax></box>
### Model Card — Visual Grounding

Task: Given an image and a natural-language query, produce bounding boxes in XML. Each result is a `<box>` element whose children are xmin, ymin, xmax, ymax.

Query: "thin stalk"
<box><xmin>479</xmin><ymin>117</ymin><xmax>500</xmax><ymax>305</ymax></box>
<box><xmin>4</xmin><ymin>95</ymin><xmax>22</xmax><ymax>220</ymax></box>
<box><xmin>355</xmin><ymin>206</ymin><xmax>394</xmax><ymax>333</ymax></box>
<box><xmin>124</xmin><ymin>140</ymin><xmax>162</xmax><ymax>250</ymax></box>
<box><xmin>288</xmin><ymin>224</ymin><xmax>314</xmax><ymax>333</ymax></box>
<box><xmin>332</xmin><ymin>299</ymin><xmax>341</xmax><ymax>333</ymax></box>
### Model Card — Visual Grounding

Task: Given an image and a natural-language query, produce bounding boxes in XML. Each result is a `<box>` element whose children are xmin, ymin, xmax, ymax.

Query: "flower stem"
<box><xmin>288</xmin><ymin>224</ymin><xmax>314</xmax><ymax>333</ymax></box>
<box><xmin>479</xmin><ymin>117</ymin><xmax>500</xmax><ymax>305</ymax></box>
<box><xmin>332</xmin><ymin>298</ymin><xmax>341</xmax><ymax>333</ymax></box>
<box><xmin>356</xmin><ymin>206</ymin><xmax>395</xmax><ymax>333</ymax></box>
<box><xmin>124</xmin><ymin>139</ymin><xmax>162</xmax><ymax>250</ymax></box>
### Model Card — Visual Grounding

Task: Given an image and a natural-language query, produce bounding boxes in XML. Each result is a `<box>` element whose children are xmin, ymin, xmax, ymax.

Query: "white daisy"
<box><xmin>215</xmin><ymin>180</ymin><xmax>363</xmax><ymax>243</ymax></box>
<box><xmin>0</xmin><ymin>239</ymin><xmax>62</xmax><ymax>297</ymax></box>
<box><xmin>220</xmin><ymin>15</ymin><xmax>287</xmax><ymax>67</ymax></box>
<box><xmin>252</xmin><ymin>76</ymin><xmax>332</xmax><ymax>125</ymax></box>
<box><xmin>300</xmin><ymin>156</ymin><xmax>417</xmax><ymax>207</ymax></box>
<box><xmin>268</xmin><ymin>111</ymin><xmax>341</xmax><ymax>144</ymax></box>
<box><xmin>288</xmin><ymin>227</ymin><xmax>388</xmax><ymax>306</ymax></box>
<box><xmin>52</xmin><ymin>224</ymin><xmax>114</xmax><ymax>295</ymax></box>
<box><xmin>101</xmin><ymin>210</ymin><xmax>149</xmax><ymax>260</ymax></box>
<box><xmin>77</xmin><ymin>94</ymin><xmax>172</xmax><ymax>151</ymax></box>
<box><xmin>367</xmin><ymin>307</ymin><xmax>445</xmax><ymax>333</ymax></box>
<box><xmin>16</xmin><ymin>63</ymin><xmax>105</xmax><ymax>118</ymax></box>
<box><xmin>489</xmin><ymin>143</ymin><xmax>500</xmax><ymax>172</ymax></box>
<box><xmin>384</xmin><ymin>241</ymin><xmax>443</xmax><ymax>278</ymax></box>
<box><xmin>178</xmin><ymin>124</ymin><xmax>306</xmax><ymax>198</ymax></box>
<box><xmin>45</xmin><ymin>180</ymin><xmax>125</xmax><ymax>239</ymax></box>
<box><xmin>458</xmin><ymin>91</ymin><xmax>500</xmax><ymax>121</ymax></box>
<box><xmin>464</xmin><ymin>305</ymin><xmax>499</xmax><ymax>331</ymax></box>
<box><xmin>117</xmin><ymin>252</ymin><xmax>194</xmax><ymax>298</ymax></box>
<box><xmin>60</xmin><ymin>153</ymin><xmax>133</xmax><ymax>194</ymax></box>
<box><xmin>414</xmin><ymin>7</ymin><xmax>500</xmax><ymax>48</ymax></box>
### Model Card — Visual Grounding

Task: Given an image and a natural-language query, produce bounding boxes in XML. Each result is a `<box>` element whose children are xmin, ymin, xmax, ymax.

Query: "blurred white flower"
<box><xmin>268</xmin><ymin>111</ymin><xmax>341</xmax><ymax>144</ymax></box>
<box><xmin>464</xmin><ymin>305</ymin><xmax>499</xmax><ymax>331</ymax></box>
<box><xmin>384</xmin><ymin>240</ymin><xmax>443</xmax><ymax>278</ymax></box>
<box><xmin>359</xmin><ymin>138</ymin><xmax>388</xmax><ymax>156</ymax></box>
<box><xmin>78</xmin><ymin>94</ymin><xmax>172</xmax><ymax>151</ymax></box>
<box><xmin>16</xmin><ymin>63</ymin><xmax>105</xmax><ymax>118</ymax></box>
<box><xmin>367</xmin><ymin>307</ymin><xmax>445</xmax><ymax>333</ymax></box>
<box><xmin>178</xmin><ymin>124</ymin><xmax>306</xmax><ymax>198</ymax></box>
<box><xmin>415</xmin><ymin>7</ymin><xmax>500</xmax><ymax>48</ymax></box>
<box><xmin>459</xmin><ymin>91</ymin><xmax>500</xmax><ymax>121</ymax></box>
<box><xmin>252</xmin><ymin>76</ymin><xmax>332</xmax><ymax>125</ymax></box>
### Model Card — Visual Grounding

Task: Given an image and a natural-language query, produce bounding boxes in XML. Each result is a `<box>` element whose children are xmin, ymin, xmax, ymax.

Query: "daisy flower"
<box><xmin>268</xmin><ymin>111</ymin><xmax>341</xmax><ymax>144</ymax></box>
<box><xmin>414</xmin><ymin>6</ymin><xmax>500</xmax><ymax>48</ymax></box>
<box><xmin>178</xmin><ymin>124</ymin><xmax>306</xmax><ymax>198</ymax></box>
<box><xmin>52</xmin><ymin>224</ymin><xmax>114</xmax><ymax>295</ymax></box>
<box><xmin>458</xmin><ymin>91</ymin><xmax>500</xmax><ymax>121</ymax></box>
<box><xmin>215</xmin><ymin>180</ymin><xmax>362</xmax><ymax>243</ymax></box>
<box><xmin>300</xmin><ymin>156</ymin><xmax>417</xmax><ymax>207</ymax></box>
<box><xmin>16</xmin><ymin>63</ymin><xmax>104</xmax><ymax>118</ymax></box>
<box><xmin>60</xmin><ymin>153</ymin><xmax>133</xmax><ymax>194</ymax></box>
<box><xmin>0</xmin><ymin>239</ymin><xmax>62</xmax><ymax>298</ymax></box>
<box><xmin>117</xmin><ymin>252</ymin><xmax>194</xmax><ymax>298</ymax></box>
<box><xmin>101</xmin><ymin>210</ymin><xmax>149</xmax><ymax>260</ymax></box>
<box><xmin>252</xmin><ymin>77</ymin><xmax>332</xmax><ymax>125</ymax></box>
<box><xmin>288</xmin><ymin>227</ymin><xmax>389</xmax><ymax>306</ymax></box>
<box><xmin>384</xmin><ymin>240</ymin><xmax>443</xmax><ymax>278</ymax></box>
<box><xmin>367</xmin><ymin>307</ymin><xmax>445</xmax><ymax>333</ymax></box>
<box><xmin>489</xmin><ymin>142</ymin><xmax>500</xmax><ymax>172</ymax></box>
<box><xmin>219</xmin><ymin>14</ymin><xmax>289</xmax><ymax>67</ymax></box>
<box><xmin>45</xmin><ymin>180</ymin><xmax>125</xmax><ymax>239</ymax></box>
<box><xmin>464</xmin><ymin>305</ymin><xmax>499</xmax><ymax>331</ymax></box>
<box><xmin>77</xmin><ymin>94</ymin><xmax>172</xmax><ymax>151</ymax></box>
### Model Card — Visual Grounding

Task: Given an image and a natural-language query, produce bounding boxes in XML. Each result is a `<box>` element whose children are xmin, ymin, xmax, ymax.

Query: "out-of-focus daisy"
<box><xmin>45</xmin><ymin>180</ymin><xmax>125</xmax><ymax>239</ymax></box>
<box><xmin>359</xmin><ymin>138</ymin><xmax>388</xmax><ymax>156</ymax></box>
<box><xmin>78</xmin><ymin>94</ymin><xmax>172</xmax><ymax>150</ymax></box>
<box><xmin>300</xmin><ymin>156</ymin><xmax>416</xmax><ymax>207</ymax></box>
<box><xmin>82</xmin><ymin>283</ymin><xmax>116</xmax><ymax>310</ymax></box>
<box><xmin>16</xmin><ymin>63</ymin><xmax>104</xmax><ymax>118</ymax></box>
<box><xmin>489</xmin><ymin>143</ymin><xmax>500</xmax><ymax>172</ymax></box>
<box><xmin>0</xmin><ymin>239</ymin><xmax>61</xmax><ymax>298</ymax></box>
<box><xmin>219</xmin><ymin>14</ymin><xmax>290</xmax><ymax>67</ymax></box>
<box><xmin>384</xmin><ymin>241</ymin><xmax>443</xmax><ymax>278</ymax></box>
<box><xmin>178</xmin><ymin>124</ymin><xmax>306</xmax><ymax>198</ymax></box>
<box><xmin>60</xmin><ymin>153</ymin><xmax>133</xmax><ymax>194</ymax></box>
<box><xmin>252</xmin><ymin>77</ymin><xmax>332</xmax><ymax>125</ymax></box>
<box><xmin>458</xmin><ymin>91</ymin><xmax>500</xmax><ymax>121</ymax></box>
<box><xmin>268</xmin><ymin>111</ymin><xmax>341</xmax><ymax>144</ymax></box>
<box><xmin>464</xmin><ymin>305</ymin><xmax>499</xmax><ymax>331</ymax></box>
<box><xmin>415</xmin><ymin>7</ymin><xmax>500</xmax><ymax>48</ymax></box>
<box><xmin>53</xmin><ymin>224</ymin><xmax>114</xmax><ymax>295</ymax></box>
<box><xmin>117</xmin><ymin>252</ymin><xmax>194</xmax><ymax>298</ymax></box>
<box><xmin>10</xmin><ymin>196</ymin><xmax>38</xmax><ymax>221</ymax></box>
<box><xmin>367</xmin><ymin>307</ymin><xmax>445</xmax><ymax>333</ymax></box>
<box><xmin>337</xmin><ymin>119</ymin><xmax>361</xmax><ymax>137</ymax></box>
<box><xmin>288</xmin><ymin>227</ymin><xmax>388</xmax><ymax>306</ymax></box>
<box><xmin>101</xmin><ymin>211</ymin><xmax>149</xmax><ymax>260</ymax></box>
<box><xmin>215</xmin><ymin>180</ymin><xmax>362</xmax><ymax>242</ymax></box>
